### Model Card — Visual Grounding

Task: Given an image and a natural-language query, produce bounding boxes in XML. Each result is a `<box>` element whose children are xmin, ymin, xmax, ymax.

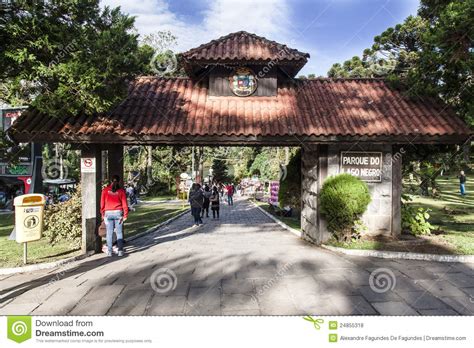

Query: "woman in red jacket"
<box><xmin>100</xmin><ymin>175</ymin><xmax>129</xmax><ymax>257</ymax></box>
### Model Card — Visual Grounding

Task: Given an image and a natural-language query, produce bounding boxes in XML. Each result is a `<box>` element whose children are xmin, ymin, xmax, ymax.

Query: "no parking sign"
<box><xmin>81</xmin><ymin>158</ymin><xmax>96</xmax><ymax>173</ymax></box>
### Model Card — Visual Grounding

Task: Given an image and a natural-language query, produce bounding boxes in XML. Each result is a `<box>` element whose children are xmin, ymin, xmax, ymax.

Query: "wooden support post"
<box><xmin>107</xmin><ymin>145</ymin><xmax>124</xmax><ymax>183</ymax></box>
<box><xmin>81</xmin><ymin>144</ymin><xmax>102</xmax><ymax>253</ymax></box>
<box><xmin>301</xmin><ymin>144</ymin><xmax>321</xmax><ymax>244</ymax></box>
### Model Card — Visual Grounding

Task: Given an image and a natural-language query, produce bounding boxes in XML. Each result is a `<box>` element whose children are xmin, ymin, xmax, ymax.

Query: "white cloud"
<box><xmin>100</xmin><ymin>0</ymin><xmax>296</xmax><ymax>54</ymax></box>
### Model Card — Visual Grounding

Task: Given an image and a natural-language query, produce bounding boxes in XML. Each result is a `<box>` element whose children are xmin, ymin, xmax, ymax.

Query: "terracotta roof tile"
<box><xmin>9</xmin><ymin>77</ymin><xmax>471</xmax><ymax>143</ymax></box>
<box><xmin>181</xmin><ymin>31</ymin><xmax>309</xmax><ymax>63</ymax></box>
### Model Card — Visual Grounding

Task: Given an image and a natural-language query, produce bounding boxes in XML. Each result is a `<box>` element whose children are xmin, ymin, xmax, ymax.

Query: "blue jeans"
<box><xmin>191</xmin><ymin>207</ymin><xmax>202</xmax><ymax>224</ymax></box>
<box><xmin>104</xmin><ymin>210</ymin><xmax>124</xmax><ymax>253</ymax></box>
<box><xmin>460</xmin><ymin>183</ymin><xmax>466</xmax><ymax>195</ymax></box>
<box><xmin>227</xmin><ymin>195</ymin><xmax>233</xmax><ymax>205</ymax></box>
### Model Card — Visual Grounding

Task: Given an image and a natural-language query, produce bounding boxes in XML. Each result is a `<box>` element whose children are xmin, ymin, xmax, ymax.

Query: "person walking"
<box><xmin>100</xmin><ymin>175</ymin><xmax>129</xmax><ymax>257</ymax></box>
<box><xmin>201</xmin><ymin>184</ymin><xmax>212</xmax><ymax>218</ymax></box>
<box><xmin>459</xmin><ymin>170</ymin><xmax>467</xmax><ymax>196</ymax></box>
<box><xmin>226</xmin><ymin>183</ymin><xmax>234</xmax><ymax>206</ymax></box>
<box><xmin>189</xmin><ymin>183</ymin><xmax>204</xmax><ymax>226</ymax></box>
<box><xmin>210</xmin><ymin>186</ymin><xmax>220</xmax><ymax>219</ymax></box>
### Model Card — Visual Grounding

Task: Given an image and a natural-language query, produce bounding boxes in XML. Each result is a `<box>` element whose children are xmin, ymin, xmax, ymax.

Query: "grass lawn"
<box><xmin>0</xmin><ymin>197</ymin><xmax>188</xmax><ymax>268</ymax></box>
<box><xmin>140</xmin><ymin>194</ymin><xmax>177</xmax><ymax>202</ymax></box>
<box><xmin>125</xmin><ymin>202</ymin><xmax>188</xmax><ymax>238</ymax></box>
<box><xmin>0</xmin><ymin>212</ymin><xmax>81</xmax><ymax>268</ymax></box>
<box><xmin>329</xmin><ymin>176</ymin><xmax>474</xmax><ymax>255</ymax></box>
<box><xmin>253</xmin><ymin>200</ymin><xmax>301</xmax><ymax>231</ymax></box>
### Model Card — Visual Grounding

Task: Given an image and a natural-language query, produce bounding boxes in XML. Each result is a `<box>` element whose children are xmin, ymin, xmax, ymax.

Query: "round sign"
<box><xmin>24</xmin><ymin>215</ymin><xmax>39</xmax><ymax>229</ymax></box>
<box><xmin>229</xmin><ymin>67</ymin><xmax>257</xmax><ymax>97</ymax></box>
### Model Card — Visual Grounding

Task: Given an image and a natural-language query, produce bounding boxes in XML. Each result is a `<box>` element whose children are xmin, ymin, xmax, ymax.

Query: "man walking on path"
<box><xmin>226</xmin><ymin>183</ymin><xmax>234</xmax><ymax>206</ymax></box>
<box><xmin>459</xmin><ymin>170</ymin><xmax>467</xmax><ymax>196</ymax></box>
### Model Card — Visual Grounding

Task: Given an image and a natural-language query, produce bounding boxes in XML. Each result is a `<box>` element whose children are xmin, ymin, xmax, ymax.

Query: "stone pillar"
<box><xmin>391</xmin><ymin>145</ymin><xmax>402</xmax><ymax>236</ymax></box>
<box><xmin>107</xmin><ymin>145</ymin><xmax>124</xmax><ymax>183</ymax></box>
<box><xmin>81</xmin><ymin>144</ymin><xmax>102</xmax><ymax>253</ymax></box>
<box><xmin>301</xmin><ymin>144</ymin><xmax>321</xmax><ymax>244</ymax></box>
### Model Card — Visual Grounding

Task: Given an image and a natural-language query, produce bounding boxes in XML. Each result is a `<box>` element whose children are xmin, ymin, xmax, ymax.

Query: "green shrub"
<box><xmin>401</xmin><ymin>196</ymin><xmax>435</xmax><ymax>235</ymax></box>
<box><xmin>44</xmin><ymin>186</ymin><xmax>82</xmax><ymax>249</ymax></box>
<box><xmin>320</xmin><ymin>174</ymin><xmax>371</xmax><ymax>240</ymax></box>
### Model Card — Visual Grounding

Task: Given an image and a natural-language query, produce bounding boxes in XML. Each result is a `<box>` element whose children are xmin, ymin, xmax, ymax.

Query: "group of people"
<box><xmin>188</xmin><ymin>182</ymin><xmax>236</xmax><ymax>226</ymax></box>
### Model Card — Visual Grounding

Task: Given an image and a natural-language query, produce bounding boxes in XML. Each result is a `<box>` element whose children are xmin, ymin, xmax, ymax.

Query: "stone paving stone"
<box><xmin>2</xmin><ymin>198</ymin><xmax>472</xmax><ymax>316</ymax></box>
<box><xmin>0</xmin><ymin>302</ymin><xmax>40</xmax><ymax>315</ymax></box>
<box><xmin>222</xmin><ymin>294</ymin><xmax>259</xmax><ymax>311</ymax></box>
<box><xmin>31</xmin><ymin>285</ymin><xmax>91</xmax><ymax>315</ymax></box>
<box><xmin>329</xmin><ymin>295</ymin><xmax>376</xmax><ymax>315</ymax></box>
<box><xmin>443</xmin><ymin>273</ymin><xmax>474</xmax><ymax>288</ymax></box>
<box><xmin>372</xmin><ymin>301</ymin><xmax>418</xmax><ymax>315</ymax></box>
<box><xmin>222</xmin><ymin>308</ymin><xmax>260</xmax><ymax>315</ymax></box>
<box><xmin>358</xmin><ymin>286</ymin><xmax>402</xmax><ymax>302</ymax></box>
<box><xmin>418</xmin><ymin>280</ymin><xmax>468</xmax><ymax>298</ymax></box>
<box><xmin>439</xmin><ymin>296</ymin><xmax>474</xmax><ymax>315</ymax></box>
<box><xmin>396</xmin><ymin>291</ymin><xmax>449</xmax><ymax>310</ymax></box>
<box><xmin>400</xmin><ymin>268</ymin><xmax>440</xmax><ymax>280</ymax></box>
<box><xmin>418</xmin><ymin>308</ymin><xmax>459</xmax><ymax>315</ymax></box>
<box><xmin>107</xmin><ymin>290</ymin><xmax>153</xmax><ymax>315</ymax></box>
<box><xmin>147</xmin><ymin>295</ymin><xmax>186</xmax><ymax>315</ymax></box>
<box><xmin>222</xmin><ymin>279</ymin><xmax>256</xmax><ymax>294</ymax></box>
<box><xmin>70</xmin><ymin>299</ymin><xmax>115</xmax><ymax>315</ymax></box>
<box><xmin>82</xmin><ymin>285</ymin><xmax>124</xmax><ymax>301</ymax></box>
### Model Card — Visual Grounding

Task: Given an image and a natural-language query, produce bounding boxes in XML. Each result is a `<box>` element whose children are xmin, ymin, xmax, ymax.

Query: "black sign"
<box><xmin>340</xmin><ymin>151</ymin><xmax>383</xmax><ymax>182</ymax></box>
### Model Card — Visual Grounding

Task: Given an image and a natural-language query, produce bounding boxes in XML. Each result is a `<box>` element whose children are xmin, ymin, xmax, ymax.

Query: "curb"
<box><xmin>0</xmin><ymin>250</ymin><xmax>95</xmax><ymax>275</ymax></box>
<box><xmin>125</xmin><ymin>208</ymin><xmax>190</xmax><ymax>242</ymax></box>
<box><xmin>250</xmin><ymin>199</ymin><xmax>474</xmax><ymax>264</ymax></box>
<box><xmin>0</xmin><ymin>209</ymin><xmax>190</xmax><ymax>275</ymax></box>
<box><xmin>321</xmin><ymin>244</ymin><xmax>474</xmax><ymax>264</ymax></box>
<box><xmin>251</xmin><ymin>201</ymin><xmax>301</xmax><ymax>238</ymax></box>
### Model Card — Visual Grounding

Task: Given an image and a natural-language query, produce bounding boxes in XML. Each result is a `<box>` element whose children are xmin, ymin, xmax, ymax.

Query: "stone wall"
<box><xmin>301</xmin><ymin>144</ymin><xmax>320</xmax><ymax>244</ymax></box>
<box><xmin>300</xmin><ymin>143</ymin><xmax>400</xmax><ymax>245</ymax></box>
<box><xmin>320</xmin><ymin>144</ymin><xmax>394</xmax><ymax>239</ymax></box>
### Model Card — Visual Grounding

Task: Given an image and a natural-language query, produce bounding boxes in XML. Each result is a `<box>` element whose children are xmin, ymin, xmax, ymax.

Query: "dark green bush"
<box><xmin>320</xmin><ymin>174</ymin><xmax>371</xmax><ymax>239</ymax></box>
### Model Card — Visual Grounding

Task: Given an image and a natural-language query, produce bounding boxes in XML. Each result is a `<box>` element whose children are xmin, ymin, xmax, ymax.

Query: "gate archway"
<box><xmin>9</xmin><ymin>31</ymin><xmax>471</xmax><ymax>253</ymax></box>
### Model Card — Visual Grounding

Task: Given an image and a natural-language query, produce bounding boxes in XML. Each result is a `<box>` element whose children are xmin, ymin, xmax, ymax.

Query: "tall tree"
<box><xmin>0</xmin><ymin>0</ymin><xmax>153</xmax><ymax>117</ymax></box>
<box><xmin>327</xmin><ymin>1</ymin><xmax>473</xmax><ymax>124</ymax></box>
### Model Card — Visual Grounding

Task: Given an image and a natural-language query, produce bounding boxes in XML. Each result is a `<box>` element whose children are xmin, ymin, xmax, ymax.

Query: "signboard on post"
<box><xmin>81</xmin><ymin>158</ymin><xmax>96</xmax><ymax>173</ymax></box>
<box><xmin>340</xmin><ymin>151</ymin><xmax>383</xmax><ymax>182</ymax></box>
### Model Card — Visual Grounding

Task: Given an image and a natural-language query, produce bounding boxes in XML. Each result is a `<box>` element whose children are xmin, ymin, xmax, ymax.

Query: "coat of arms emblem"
<box><xmin>229</xmin><ymin>67</ymin><xmax>257</xmax><ymax>96</ymax></box>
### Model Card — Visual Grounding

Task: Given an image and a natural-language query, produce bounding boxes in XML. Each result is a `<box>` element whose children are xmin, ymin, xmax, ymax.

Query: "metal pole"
<box><xmin>23</xmin><ymin>242</ymin><xmax>27</xmax><ymax>264</ymax></box>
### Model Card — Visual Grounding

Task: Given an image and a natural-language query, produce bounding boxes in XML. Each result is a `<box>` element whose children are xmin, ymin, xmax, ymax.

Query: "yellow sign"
<box><xmin>14</xmin><ymin>194</ymin><xmax>45</xmax><ymax>243</ymax></box>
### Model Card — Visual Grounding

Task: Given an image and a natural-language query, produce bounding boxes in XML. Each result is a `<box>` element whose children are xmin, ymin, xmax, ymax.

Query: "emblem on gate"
<box><xmin>229</xmin><ymin>67</ymin><xmax>257</xmax><ymax>97</ymax></box>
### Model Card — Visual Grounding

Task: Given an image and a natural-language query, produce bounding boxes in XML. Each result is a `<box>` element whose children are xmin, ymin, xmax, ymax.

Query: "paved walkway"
<box><xmin>1</xmin><ymin>198</ymin><xmax>473</xmax><ymax>315</ymax></box>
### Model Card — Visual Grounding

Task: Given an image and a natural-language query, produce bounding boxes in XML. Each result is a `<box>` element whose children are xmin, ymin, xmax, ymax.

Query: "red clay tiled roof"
<box><xmin>181</xmin><ymin>31</ymin><xmax>310</xmax><ymax>63</ymax></box>
<box><xmin>10</xmin><ymin>77</ymin><xmax>471</xmax><ymax>143</ymax></box>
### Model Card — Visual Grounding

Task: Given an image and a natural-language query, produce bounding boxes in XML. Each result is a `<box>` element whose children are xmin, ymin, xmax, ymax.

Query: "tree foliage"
<box><xmin>0</xmin><ymin>0</ymin><xmax>153</xmax><ymax>117</ymax></box>
<box><xmin>328</xmin><ymin>1</ymin><xmax>473</xmax><ymax>123</ymax></box>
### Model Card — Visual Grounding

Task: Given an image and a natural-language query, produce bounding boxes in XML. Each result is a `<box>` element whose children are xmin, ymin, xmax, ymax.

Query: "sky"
<box><xmin>100</xmin><ymin>0</ymin><xmax>420</xmax><ymax>76</ymax></box>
